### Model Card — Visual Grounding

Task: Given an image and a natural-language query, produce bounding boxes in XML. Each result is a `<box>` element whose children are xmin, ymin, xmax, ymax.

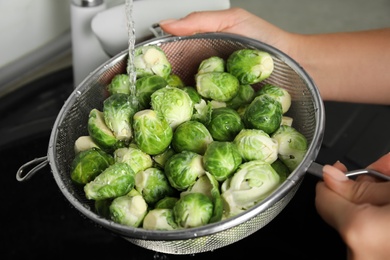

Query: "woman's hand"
<box><xmin>315</xmin><ymin>153</ymin><xmax>390</xmax><ymax>260</ymax></box>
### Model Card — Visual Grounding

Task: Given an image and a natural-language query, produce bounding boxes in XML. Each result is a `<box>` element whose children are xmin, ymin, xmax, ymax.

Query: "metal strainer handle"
<box><xmin>307</xmin><ymin>161</ymin><xmax>390</xmax><ymax>181</ymax></box>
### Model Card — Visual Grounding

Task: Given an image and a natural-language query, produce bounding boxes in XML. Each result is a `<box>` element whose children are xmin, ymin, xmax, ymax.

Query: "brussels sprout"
<box><xmin>109</xmin><ymin>189</ymin><xmax>148</xmax><ymax>227</ymax></box>
<box><xmin>166</xmin><ymin>74</ymin><xmax>185</xmax><ymax>88</ymax></box>
<box><xmin>197</xmin><ymin>56</ymin><xmax>225</xmax><ymax>74</ymax></box>
<box><xmin>74</xmin><ymin>135</ymin><xmax>99</xmax><ymax>154</ymax></box>
<box><xmin>152</xmin><ymin>147</ymin><xmax>176</xmax><ymax>169</ymax></box>
<box><xmin>226</xmin><ymin>84</ymin><xmax>255</xmax><ymax>110</ymax></box>
<box><xmin>113</xmin><ymin>146</ymin><xmax>153</xmax><ymax>174</ymax></box>
<box><xmin>132</xmin><ymin>109</ymin><xmax>173</xmax><ymax>155</ymax></box>
<box><xmin>142</xmin><ymin>208</ymin><xmax>178</xmax><ymax>230</ymax></box>
<box><xmin>103</xmin><ymin>93</ymin><xmax>137</xmax><ymax>144</ymax></box>
<box><xmin>207</xmin><ymin>107</ymin><xmax>244</xmax><ymax>142</ymax></box>
<box><xmin>133</xmin><ymin>45</ymin><xmax>172</xmax><ymax>79</ymax></box>
<box><xmin>182</xmin><ymin>86</ymin><xmax>202</xmax><ymax>104</ymax></box>
<box><xmin>221</xmin><ymin>160</ymin><xmax>280</xmax><ymax>217</ymax></box>
<box><xmin>172</xmin><ymin>120</ymin><xmax>213</xmax><ymax>155</ymax></box>
<box><xmin>281</xmin><ymin>116</ymin><xmax>293</xmax><ymax>126</ymax></box>
<box><xmin>192</xmin><ymin>99</ymin><xmax>213</xmax><ymax>125</ymax></box>
<box><xmin>107</xmin><ymin>74</ymin><xmax>130</xmax><ymax>95</ymax></box>
<box><xmin>88</xmin><ymin>108</ymin><xmax>121</xmax><ymax>151</ymax></box>
<box><xmin>255</xmin><ymin>84</ymin><xmax>291</xmax><ymax>114</ymax></box>
<box><xmin>150</xmin><ymin>86</ymin><xmax>193</xmax><ymax>129</ymax></box>
<box><xmin>154</xmin><ymin>196</ymin><xmax>179</xmax><ymax>209</ymax></box>
<box><xmin>84</xmin><ymin>162</ymin><xmax>135</xmax><ymax>200</ymax></box>
<box><xmin>164</xmin><ymin>151</ymin><xmax>205</xmax><ymax>191</ymax></box>
<box><xmin>271</xmin><ymin>125</ymin><xmax>308</xmax><ymax>172</ymax></box>
<box><xmin>135</xmin><ymin>75</ymin><xmax>167</xmax><ymax>109</ymax></box>
<box><xmin>70</xmin><ymin>148</ymin><xmax>114</xmax><ymax>185</ymax></box>
<box><xmin>226</xmin><ymin>49</ymin><xmax>274</xmax><ymax>84</ymax></box>
<box><xmin>210</xmin><ymin>100</ymin><xmax>227</xmax><ymax>109</ymax></box>
<box><xmin>243</xmin><ymin>94</ymin><xmax>282</xmax><ymax>134</ymax></box>
<box><xmin>135</xmin><ymin>167</ymin><xmax>176</xmax><ymax>205</ymax></box>
<box><xmin>94</xmin><ymin>199</ymin><xmax>112</xmax><ymax>219</ymax></box>
<box><xmin>233</xmin><ymin>129</ymin><xmax>278</xmax><ymax>164</ymax></box>
<box><xmin>203</xmin><ymin>141</ymin><xmax>242</xmax><ymax>182</ymax></box>
<box><xmin>271</xmin><ymin>159</ymin><xmax>291</xmax><ymax>182</ymax></box>
<box><xmin>173</xmin><ymin>192</ymin><xmax>213</xmax><ymax>228</ymax></box>
<box><xmin>195</xmin><ymin>72</ymin><xmax>240</xmax><ymax>102</ymax></box>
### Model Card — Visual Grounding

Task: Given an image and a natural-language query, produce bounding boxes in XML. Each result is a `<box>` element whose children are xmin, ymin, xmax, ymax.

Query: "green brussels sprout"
<box><xmin>135</xmin><ymin>75</ymin><xmax>167</xmax><ymax>109</ymax></box>
<box><xmin>195</xmin><ymin>72</ymin><xmax>240</xmax><ymax>102</ymax></box>
<box><xmin>221</xmin><ymin>160</ymin><xmax>280</xmax><ymax>217</ymax></box>
<box><xmin>84</xmin><ymin>162</ymin><xmax>135</xmax><ymax>200</ymax></box>
<box><xmin>182</xmin><ymin>86</ymin><xmax>202</xmax><ymax>104</ymax></box>
<box><xmin>197</xmin><ymin>56</ymin><xmax>225</xmax><ymax>74</ymax></box>
<box><xmin>192</xmin><ymin>99</ymin><xmax>213</xmax><ymax>126</ymax></box>
<box><xmin>271</xmin><ymin>125</ymin><xmax>308</xmax><ymax>172</ymax></box>
<box><xmin>203</xmin><ymin>141</ymin><xmax>242</xmax><ymax>182</ymax></box>
<box><xmin>207</xmin><ymin>107</ymin><xmax>244</xmax><ymax>142</ymax></box>
<box><xmin>151</xmin><ymin>86</ymin><xmax>194</xmax><ymax>129</ymax></box>
<box><xmin>154</xmin><ymin>196</ymin><xmax>179</xmax><ymax>209</ymax></box>
<box><xmin>243</xmin><ymin>94</ymin><xmax>282</xmax><ymax>134</ymax></box>
<box><xmin>226</xmin><ymin>84</ymin><xmax>255</xmax><ymax>110</ymax></box>
<box><xmin>113</xmin><ymin>146</ymin><xmax>153</xmax><ymax>174</ymax></box>
<box><xmin>94</xmin><ymin>199</ymin><xmax>112</xmax><ymax>219</ymax></box>
<box><xmin>135</xmin><ymin>167</ymin><xmax>176</xmax><ymax>205</ymax></box>
<box><xmin>172</xmin><ymin>120</ymin><xmax>213</xmax><ymax>155</ymax></box>
<box><xmin>255</xmin><ymin>84</ymin><xmax>291</xmax><ymax>114</ymax></box>
<box><xmin>226</xmin><ymin>49</ymin><xmax>274</xmax><ymax>84</ymax></box>
<box><xmin>181</xmin><ymin>172</ymin><xmax>223</xmax><ymax>223</ymax></box>
<box><xmin>166</xmin><ymin>74</ymin><xmax>185</xmax><ymax>88</ymax></box>
<box><xmin>164</xmin><ymin>151</ymin><xmax>205</xmax><ymax>191</ymax></box>
<box><xmin>107</xmin><ymin>74</ymin><xmax>130</xmax><ymax>95</ymax></box>
<box><xmin>74</xmin><ymin>135</ymin><xmax>99</xmax><ymax>154</ymax></box>
<box><xmin>109</xmin><ymin>189</ymin><xmax>148</xmax><ymax>227</ymax></box>
<box><xmin>87</xmin><ymin>108</ymin><xmax>121</xmax><ymax>151</ymax></box>
<box><xmin>142</xmin><ymin>208</ymin><xmax>178</xmax><ymax>230</ymax></box>
<box><xmin>271</xmin><ymin>159</ymin><xmax>291</xmax><ymax>183</ymax></box>
<box><xmin>173</xmin><ymin>192</ymin><xmax>213</xmax><ymax>228</ymax></box>
<box><xmin>103</xmin><ymin>93</ymin><xmax>137</xmax><ymax>144</ymax></box>
<box><xmin>152</xmin><ymin>146</ymin><xmax>176</xmax><ymax>169</ymax></box>
<box><xmin>70</xmin><ymin>148</ymin><xmax>114</xmax><ymax>185</ymax></box>
<box><xmin>233</xmin><ymin>129</ymin><xmax>278</xmax><ymax>164</ymax></box>
<box><xmin>132</xmin><ymin>109</ymin><xmax>173</xmax><ymax>155</ymax></box>
<box><xmin>134</xmin><ymin>45</ymin><xmax>172</xmax><ymax>79</ymax></box>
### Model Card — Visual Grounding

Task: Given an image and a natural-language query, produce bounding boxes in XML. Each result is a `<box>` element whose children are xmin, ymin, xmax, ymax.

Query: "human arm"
<box><xmin>160</xmin><ymin>8</ymin><xmax>390</xmax><ymax>104</ymax></box>
<box><xmin>315</xmin><ymin>153</ymin><xmax>390</xmax><ymax>260</ymax></box>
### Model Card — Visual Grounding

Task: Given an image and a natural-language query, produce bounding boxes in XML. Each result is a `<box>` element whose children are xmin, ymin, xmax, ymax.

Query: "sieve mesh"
<box><xmin>48</xmin><ymin>33</ymin><xmax>324</xmax><ymax>255</ymax></box>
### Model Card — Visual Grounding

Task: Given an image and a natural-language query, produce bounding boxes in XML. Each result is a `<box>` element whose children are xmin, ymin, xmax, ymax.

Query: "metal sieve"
<box><xmin>16</xmin><ymin>33</ymin><xmax>325</xmax><ymax>255</ymax></box>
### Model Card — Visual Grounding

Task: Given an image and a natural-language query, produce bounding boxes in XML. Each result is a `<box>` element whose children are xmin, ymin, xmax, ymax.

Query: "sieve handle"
<box><xmin>307</xmin><ymin>161</ymin><xmax>390</xmax><ymax>181</ymax></box>
<box><xmin>16</xmin><ymin>156</ymin><xmax>48</xmax><ymax>182</ymax></box>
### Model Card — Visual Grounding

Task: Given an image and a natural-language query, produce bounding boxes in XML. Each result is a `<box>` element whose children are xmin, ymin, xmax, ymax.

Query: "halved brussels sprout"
<box><xmin>203</xmin><ymin>141</ymin><xmax>242</xmax><ymax>182</ymax></box>
<box><xmin>221</xmin><ymin>160</ymin><xmax>280</xmax><ymax>217</ymax></box>
<box><xmin>271</xmin><ymin>125</ymin><xmax>308</xmax><ymax>172</ymax></box>
<box><xmin>195</xmin><ymin>72</ymin><xmax>240</xmax><ymax>102</ymax></box>
<box><xmin>173</xmin><ymin>192</ymin><xmax>213</xmax><ymax>228</ymax></box>
<box><xmin>135</xmin><ymin>75</ymin><xmax>168</xmax><ymax>109</ymax></box>
<box><xmin>243</xmin><ymin>94</ymin><xmax>282</xmax><ymax>134</ymax></box>
<box><xmin>255</xmin><ymin>84</ymin><xmax>291</xmax><ymax>114</ymax></box>
<box><xmin>151</xmin><ymin>86</ymin><xmax>194</xmax><ymax>129</ymax></box>
<box><xmin>107</xmin><ymin>74</ymin><xmax>130</xmax><ymax>95</ymax></box>
<box><xmin>135</xmin><ymin>167</ymin><xmax>176</xmax><ymax>205</ymax></box>
<box><xmin>142</xmin><ymin>208</ymin><xmax>178</xmax><ymax>230</ymax></box>
<box><xmin>113</xmin><ymin>146</ymin><xmax>153</xmax><ymax>174</ymax></box>
<box><xmin>207</xmin><ymin>107</ymin><xmax>244</xmax><ymax>142</ymax></box>
<box><xmin>233</xmin><ymin>129</ymin><xmax>278</xmax><ymax>164</ymax></box>
<box><xmin>226</xmin><ymin>49</ymin><xmax>274</xmax><ymax>84</ymax></box>
<box><xmin>197</xmin><ymin>56</ymin><xmax>225</xmax><ymax>74</ymax></box>
<box><xmin>164</xmin><ymin>150</ymin><xmax>205</xmax><ymax>191</ymax></box>
<box><xmin>109</xmin><ymin>189</ymin><xmax>148</xmax><ymax>227</ymax></box>
<box><xmin>74</xmin><ymin>135</ymin><xmax>99</xmax><ymax>154</ymax></box>
<box><xmin>134</xmin><ymin>45</ymin><xmax>172</xmax><ymax>79</ymax></box>
<box><xmin>70</xmin><ymin>148</ymin><xmax>114</xmax><ymax>185</ymax></box>
<box><xmin>172</xmin><ymin>120</ymin><xmax>213</xmax><ymax>155</ymax></box>
<box><xmin>84</xmin><ymin>162</ymin><xmax>135</xmax><ymax>200</ymax></box>
<box><xmin>132</xmin><ymin>109</ymin><xmax>173</xmax><ymax>155</ymax></box>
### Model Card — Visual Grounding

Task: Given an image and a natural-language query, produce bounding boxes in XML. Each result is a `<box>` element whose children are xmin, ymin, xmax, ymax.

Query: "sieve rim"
<box><xmin>48</xmin><ymin>32</ymin><xmax>325</xmax><ymax>241</ymax></box>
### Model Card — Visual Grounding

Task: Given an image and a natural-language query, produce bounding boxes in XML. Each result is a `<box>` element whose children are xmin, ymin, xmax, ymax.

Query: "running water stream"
<box><xmin>125</xmin><ymin>0</ymin><xmax>138</xmax><ymax>106</ymax></box>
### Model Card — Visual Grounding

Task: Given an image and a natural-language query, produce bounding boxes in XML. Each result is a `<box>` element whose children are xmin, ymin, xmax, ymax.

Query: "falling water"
<box><xmin>125</xmin><ymin>0</ymin><xmax>138</xmax><ymax>106</ymax></box>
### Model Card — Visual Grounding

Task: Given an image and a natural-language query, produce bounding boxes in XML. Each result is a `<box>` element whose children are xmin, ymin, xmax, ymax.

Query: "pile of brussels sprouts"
<box><xmin>70</xmin><ymin>45</ymin><xmax>308</xmax><ymax>230</ymax></box>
